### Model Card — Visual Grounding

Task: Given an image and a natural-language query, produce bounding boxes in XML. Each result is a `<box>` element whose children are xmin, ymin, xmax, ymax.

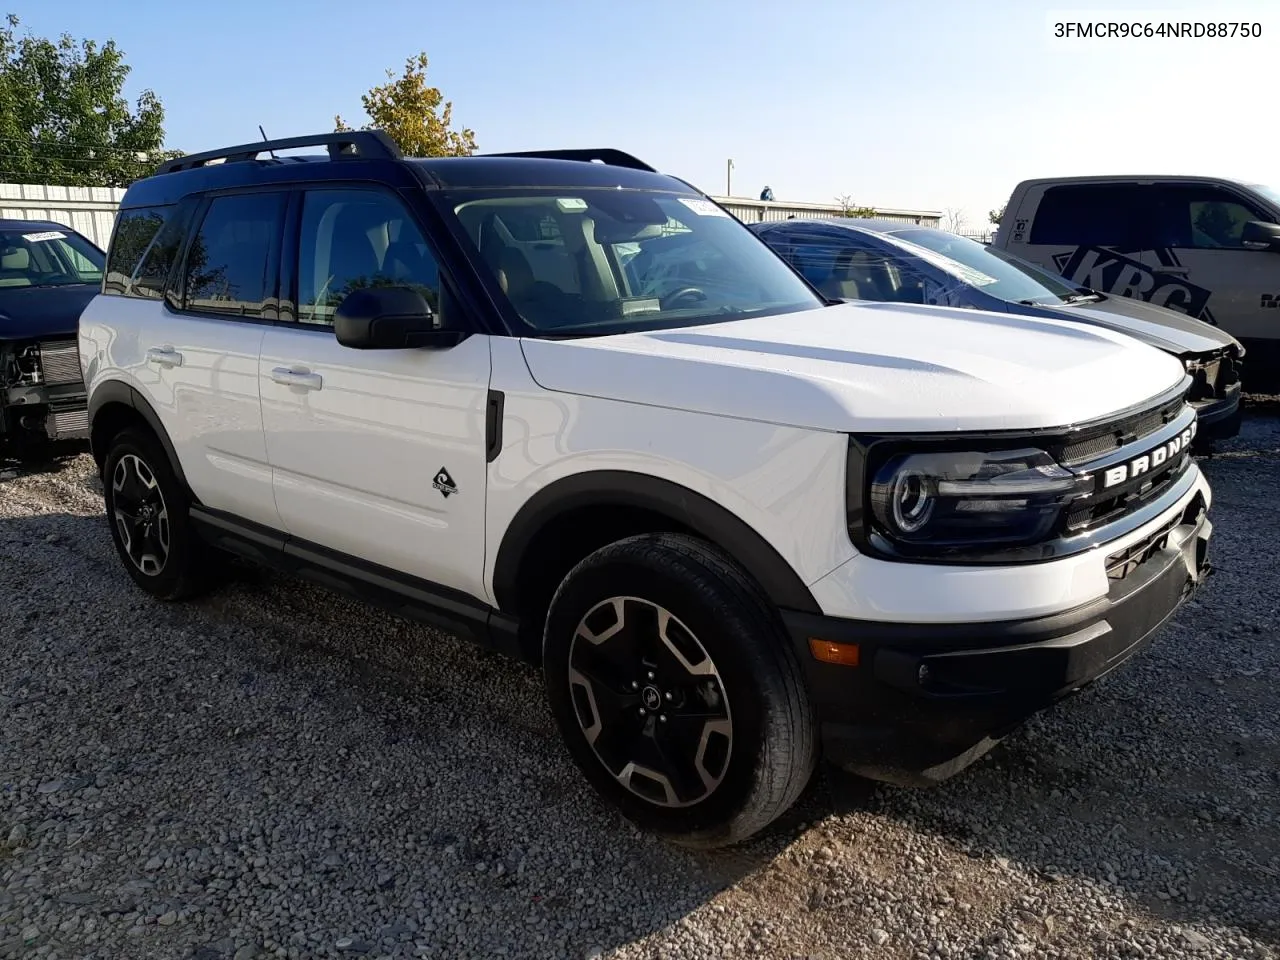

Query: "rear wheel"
<box><xmin>543</xmin><ymin>533</ymin><xmax>817</xmax><ymax>848</ymax></box>
<box><xmin>101</xmin><ymin>427</ymin><xmax>218</xmax><ymax>600</ymax></box>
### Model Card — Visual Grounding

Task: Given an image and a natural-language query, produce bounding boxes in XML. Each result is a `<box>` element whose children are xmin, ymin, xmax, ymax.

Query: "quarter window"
<box><xmin>296</xmin><ymin>189</ymin><xmax>442</xmax><ymax>326</ymax></box>
<box><xmin>104</xmin><ymin>206</ymin><xmax>169</xmax><ymax>295</ymax></box>
<box><xmin>182</xmin><ymin>193</ymin><xmax>284</xmax><ymax>317</ymax></box>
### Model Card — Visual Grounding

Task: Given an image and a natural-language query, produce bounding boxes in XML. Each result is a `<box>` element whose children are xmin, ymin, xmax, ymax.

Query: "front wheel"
<box><xmin>543</xmin><ymin>533</ymin><xmax>817</xmax><ymax>848</ymax></box>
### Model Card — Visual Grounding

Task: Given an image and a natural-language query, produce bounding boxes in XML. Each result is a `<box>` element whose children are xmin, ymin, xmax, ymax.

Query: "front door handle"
<box><xmin>1153</xmin><ymin>264</ymin><xmax>1190</xmax><ymax>276</ymax></box>
<box><xmin>145</xmin><ymin>346</ymin><xmax>183</xmax><ymax>368</ymax></box>
<box><xmin>270</xmin><ymin>366</ymin><xmax>324</xmax><ymax>391</ymax></box>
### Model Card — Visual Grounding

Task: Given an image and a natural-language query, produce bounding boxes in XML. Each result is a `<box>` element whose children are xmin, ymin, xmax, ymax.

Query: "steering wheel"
<box><xmin>660</xmin><ymin>286</ymin><xmax>708</xmax><ymax>308</ymax></box>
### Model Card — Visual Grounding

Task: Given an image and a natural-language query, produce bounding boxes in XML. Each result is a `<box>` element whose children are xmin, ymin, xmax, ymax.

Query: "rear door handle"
<box><xmin>270</xmin><ymin>366</ymin><xmax>324</xmax><ymax>391</ymax></box>
<box><xmin>145</xmin><ymin>346</ymin><xmax>183</xmax><ymax>368</ymax></box>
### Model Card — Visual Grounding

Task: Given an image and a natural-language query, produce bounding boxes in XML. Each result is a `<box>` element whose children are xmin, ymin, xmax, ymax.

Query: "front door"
<box><xmin>1139</xmin><ymin>182</ymin><xmax>1280</xmax><ymax>348</ymax></box>
<box><xmin>259</xmin><ymin>185</ymin><xmax>493</xmax><ymax>602</ymax></box>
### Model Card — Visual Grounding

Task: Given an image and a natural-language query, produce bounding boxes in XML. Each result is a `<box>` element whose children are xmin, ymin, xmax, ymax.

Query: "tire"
<box><xmin>543</xmin><ymin>532</ymin><xmax>817</xmax><ymax>848</ymax></box>
<box><xmin>101</xmin><ymin>426</ymin><xmax>217</xmax><ymax>601</ymax></box>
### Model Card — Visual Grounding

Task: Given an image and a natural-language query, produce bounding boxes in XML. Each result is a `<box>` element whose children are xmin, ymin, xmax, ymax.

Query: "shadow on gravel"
<box><xmin>0</xmin><ymin>439</ymin><xmax>90</xmax><ymax>481</ymax></box>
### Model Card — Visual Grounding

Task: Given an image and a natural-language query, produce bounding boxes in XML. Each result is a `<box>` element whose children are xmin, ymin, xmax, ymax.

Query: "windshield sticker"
<box><xmin>556</xmin><ymin>198</ymin><xmax>588</xmax><ymax>212</ymax></box>
<box><xmin>21</xmin><ymin>231</ymin><xmax>66</xmax><ymax>243</ymax></box>
<box><xmin>677</xmin><ymin>198</ymin><xmax>731</xmax><ymax>218</ymax></box>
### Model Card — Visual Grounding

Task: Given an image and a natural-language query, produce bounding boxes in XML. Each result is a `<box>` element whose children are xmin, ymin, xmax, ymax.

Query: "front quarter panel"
<box><xmin>483</xmin><ymin>338</ymin><xmax>854</xmax><ymax>606</ymax></box>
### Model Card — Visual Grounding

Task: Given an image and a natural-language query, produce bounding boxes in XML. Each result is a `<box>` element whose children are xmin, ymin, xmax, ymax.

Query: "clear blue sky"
<box><xmin>10</xmin><ymin>0</ymin><xmax>1279</xmax><ymax>228</ymax></box>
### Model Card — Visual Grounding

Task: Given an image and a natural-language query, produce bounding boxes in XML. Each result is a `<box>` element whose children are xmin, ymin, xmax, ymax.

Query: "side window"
<box><xmin>182</xmin><ymin>193</ymin><xmax>284</xmax><ymax>317</ymax></box>
<box><xmin>296</xmin><ymin>189</ymin><xmax>441</xmax><ymax>326</ymax></box>
<box><xmin>104</xmin><ymin>206</ymin><xmax>169</xmax><ymax>295</ymax></box>
<box><xmin>132</xmin><ymin>207</ymin><xmax>193</xmax><ymax>301</ymax></box>
<box><xmin>1028</xmin><ymin>184</ymin><xmax>1153</xmax><ymax>249</ymax></box>
<box><xmin>1149</xmin><ymin>185</ymin><xmax>1267</xmax><ymax>250</ymax></box>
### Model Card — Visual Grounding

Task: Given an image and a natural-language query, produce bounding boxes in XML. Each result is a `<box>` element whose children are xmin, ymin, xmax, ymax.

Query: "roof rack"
<box><xmin>154</xmin><ymin>131</ymin><xmax>403</xmax><ymax>176</ymax></box>
<box><xmin>479</xmin><ymin>148</ymin><xmax>657</xmax><ymax>173</ymax></box>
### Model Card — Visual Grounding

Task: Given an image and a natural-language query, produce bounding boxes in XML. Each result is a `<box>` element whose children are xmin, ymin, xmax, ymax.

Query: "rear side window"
<box><xmin>182</xmin><ymin>192</ymin><xmax>285</xmax><ymax>317</ymax></box>
<box><xmin>104</xmin><ymin>206</ymin><xmax>169</xmax><ymax>295</ymax></box>
<box><xmin>1028</xmin><ymin>184</ymin><xmax>1152</xmax><ymax>248</ymax></box>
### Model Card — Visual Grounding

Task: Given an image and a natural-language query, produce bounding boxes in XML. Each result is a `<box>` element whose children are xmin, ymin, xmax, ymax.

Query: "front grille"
<box><xmin>38</xmin><ymin>340</ymin><xmax>84</xmax><ymax>386</ymax></box>
<box><xmin>1185</xmin><ymin>348</ymin><xmax>1240</xmax><ymax>401</ymax></box>
<box><xmin>1061</xmin><ymin>400</ymin><xmax>1197</xmax><ymax>534</ymax></box>
<box><xmin>1105</xmin><ymin>516</ymin><xmax>1178</xmax><ymax>580</ymax></box>
<box><xmin>48</xmin><ymin>406</ymin><xmax>89</xmax><ymax>439</ymax></box>
<box><xmin>1059</xmin><ymin>390</ymin><xmax>1186</xmax><ymax>465</ymax></box>
<box><xmin>1104</xmin><ymin>492</ymin><xmax>1206</xmax><ymax>580</ymax></box>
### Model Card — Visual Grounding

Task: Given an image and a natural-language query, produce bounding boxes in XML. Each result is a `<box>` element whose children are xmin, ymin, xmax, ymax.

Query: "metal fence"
<box><xmin>0</xmin><ymin>181</ymin><xmax>951</xmax><ymax>249</ymax></box>
<box><xmin>710</xmin><ymin>195</ymin><xmax>942</xmax><ymax>227</ymax></box>
<box><xmin>0</xmin><ymin>183</ymin><xmax>126</xmax><ymax>249</ymax></box>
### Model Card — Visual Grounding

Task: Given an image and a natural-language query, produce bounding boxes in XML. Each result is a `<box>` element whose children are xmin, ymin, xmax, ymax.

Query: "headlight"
<box><xmin>868</xmin><ymin>448</ymin><xmax>1090</xmax><ymax>551</ymax></box>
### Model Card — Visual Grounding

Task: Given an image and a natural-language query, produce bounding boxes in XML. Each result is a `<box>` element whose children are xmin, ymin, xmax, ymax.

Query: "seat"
<box><xmin>328</xmin><ymin>205</ymin><xmax>384</xmax><ymax>286</ymax></box>
<box><xmin>493</xmin><ymin>245</ymin><xmax>582</xmax><ymax>326</ymax></box>
<box><xmin>824</xmin><ymin>250</ymin><xmax>897</xmax><ymax>302</ymax></box>
<box><xmin>0</xmin><ymin>246</ymin><xmax>33</xmax><ymax>287</ymax></box>
<box><xmin>383</xmin><ymin>239</ymin><xmax>428</xmax><ymax>282</ymax></box>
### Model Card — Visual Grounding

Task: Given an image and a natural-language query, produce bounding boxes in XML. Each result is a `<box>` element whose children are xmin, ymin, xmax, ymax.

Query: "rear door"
<box><xmin>1141</xmin><ymin>182</ymin><xmax>1280</xmax><ymax>344</ymax></box>
<box><xmin>258</xmin><ymin>184</ymin><xmax>493</xmax><ymax>601</ymax></box>
<box><xmin>96</xmin><ymin>194</ymin><xmax>283</xmax><ymax>529</ymax></box>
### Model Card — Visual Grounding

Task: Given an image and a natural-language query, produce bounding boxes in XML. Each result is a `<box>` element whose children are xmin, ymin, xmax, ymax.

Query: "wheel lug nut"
<box><xmin>659</xmin><ymin>715</ymin><xmax>667</xmax><ymax>723</ymax></box>
<box><xmin>631</xmin><ymin>681</ymin><xmax>639</xmax><ymax>689</ymax></box>
<box><xmin>664</xmin><ymin>691</ymin><xmax>672</xmax><ymax>701</ymax></box>
<box><xmin>639</xmin><ymin>707</ymin><xmax>647</xmax><ymax>716</ymax></box>
<box><xmin>647</xmin><ymin>671</ymin><xmax>655</xmax><ymax>680</ymax></box>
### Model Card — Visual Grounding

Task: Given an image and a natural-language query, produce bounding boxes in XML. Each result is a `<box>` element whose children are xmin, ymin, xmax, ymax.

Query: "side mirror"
<box><xmin>333</xmin><ymin>286</ymin><xmax>468</xmax><ymax>350</ymax></box>
<box><xmin>1241</xmin><ymin>220</ymin><xmax>1280</xmax><ymax>252</ymax></box>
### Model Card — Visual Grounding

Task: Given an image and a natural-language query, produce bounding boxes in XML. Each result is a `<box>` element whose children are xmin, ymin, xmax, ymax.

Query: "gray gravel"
<box><xmin>1</xmin><ymin>412</ymin><xmax>1278</xmax><ymax>960</ymax></box>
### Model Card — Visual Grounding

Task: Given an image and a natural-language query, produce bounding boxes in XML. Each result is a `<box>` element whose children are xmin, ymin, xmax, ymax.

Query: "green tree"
<box><xmin>336</xmin><ymin>52</ymin><xmax>477</xmax><ymax>157</ymax></box>
<box><xmin>0</xmin><ymin>14</ymin><xmax>174</xmax><ymax>186</ymax></box>
<box><xmin>989</xmin><ymin>203</ymin><xmax>1006</xmax><ymax>225</ymax></box>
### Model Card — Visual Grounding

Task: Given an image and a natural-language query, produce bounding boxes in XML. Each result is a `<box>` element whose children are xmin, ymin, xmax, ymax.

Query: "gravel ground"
<box><xmin>1</xmin><ymin>412</ymin><xmax>1278</xmax><ymax>960</ymax></box>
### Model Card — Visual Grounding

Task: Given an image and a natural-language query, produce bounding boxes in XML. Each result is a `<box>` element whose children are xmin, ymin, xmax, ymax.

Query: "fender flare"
<box><xmin>87</xmin><ymin>380</ymin><xmax>192</xmax><ymax>493</ymax></box>
<box><xmin>492</xmin><ymin>470</ymin><xmax>821</xmax><ymax>615</ymax></box>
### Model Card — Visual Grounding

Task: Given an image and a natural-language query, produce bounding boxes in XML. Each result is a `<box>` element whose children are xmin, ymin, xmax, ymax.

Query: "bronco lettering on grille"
<box><xmin>1100</xmin><ymin>423</ymin><xmax>1196</xmax><ymax>489</ymax></box>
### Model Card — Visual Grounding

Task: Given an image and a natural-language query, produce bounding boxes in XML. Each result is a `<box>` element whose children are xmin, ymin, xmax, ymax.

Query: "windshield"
<box><xmin>1247</xmin><ymin>183</ymin><xmax>1280</xmax><ymax>208</ymax></box>
<box><xmin>0</xmin><ymin>227</ymin><xmax>104</xmax><ymax>289</ymax></box>
<box><xmin>887</xmin><ymin>228</ymin><xmax>1088</xmax><ymax>305</ymax></box>
<box><xmin>445</xmin><ymin>190</ymin><xmax>822</xmax><ymax>335</ymax></box>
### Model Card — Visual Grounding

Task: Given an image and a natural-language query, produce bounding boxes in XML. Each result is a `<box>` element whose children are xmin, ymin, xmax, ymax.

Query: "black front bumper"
<box><xmin>782</xmin><ymin>496</ymin><xmax>1213</xmax><ymax>787</ymax></box>
<box><xmin>1191</xmin><ymin>382</ymin><xmax>1242</xmax><ymax>441</ymax></box>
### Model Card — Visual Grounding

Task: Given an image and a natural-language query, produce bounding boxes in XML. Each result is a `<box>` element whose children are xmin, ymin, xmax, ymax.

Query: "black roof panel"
<box><xmin>410</xmin><ymin>156</ymin><xmax>696</xmax><ymax>192</ymax></box>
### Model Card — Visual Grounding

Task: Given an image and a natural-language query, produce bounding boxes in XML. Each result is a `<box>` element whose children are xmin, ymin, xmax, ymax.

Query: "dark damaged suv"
<box><xmin>0</xmin><ymin>220</ymin><xmax>101</xmax><ymax>461</ymax></box>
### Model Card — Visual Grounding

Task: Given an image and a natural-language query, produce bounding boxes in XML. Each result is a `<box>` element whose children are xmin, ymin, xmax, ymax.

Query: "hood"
<box><xmin>519</xmin><ymin>301</ymin><xmax>1188</xmax><ymax>434</ymax></box>
<box><xmin>0</xmin><ymin>284</ymin><xmax>98</xmax><ymax>341</ymax></box>
<box><xmin>1032</xmin><ymin>294</ymin><xmax>1241</xmax><ymax>356</ymax></box>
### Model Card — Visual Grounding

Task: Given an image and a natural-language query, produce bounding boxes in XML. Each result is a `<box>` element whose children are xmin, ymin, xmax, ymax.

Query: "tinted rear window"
<box><xmin>1028</xmin><ymin>184</ymin><xmax>1151</xmax><ymax>248</ymax></box>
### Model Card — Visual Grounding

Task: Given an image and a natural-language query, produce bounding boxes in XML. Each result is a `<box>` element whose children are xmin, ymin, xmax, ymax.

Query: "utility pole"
<box><xmin>726</xmin><ymin>158</ymin><xmax>734</xmax><ymax>197</ymax></box>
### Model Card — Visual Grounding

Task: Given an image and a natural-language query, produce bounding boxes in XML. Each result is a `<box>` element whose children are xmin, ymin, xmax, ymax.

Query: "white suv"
<box><xmin>79</xmin><ymin>133</ymin><xmax>1215</xmax><ymax>847</ymax></box>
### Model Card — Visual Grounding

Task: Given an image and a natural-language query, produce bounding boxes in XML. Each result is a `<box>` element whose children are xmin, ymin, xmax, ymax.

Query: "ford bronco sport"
<box><xmin>80</xmin><ymin>133</ymin><xmax>1214</xmax><ymax>847</ymax></box>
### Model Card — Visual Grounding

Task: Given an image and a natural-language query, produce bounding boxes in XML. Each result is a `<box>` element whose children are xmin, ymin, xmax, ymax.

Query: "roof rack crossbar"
<box><xmin>154</xmin><ymin>130</ymin><xmax>403</xmax><ymax>176</ymax></box>
<box><xmin>479</xmin><ymin>148</ymin><xmax>657</xmax><ymax>173</ymax></box>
